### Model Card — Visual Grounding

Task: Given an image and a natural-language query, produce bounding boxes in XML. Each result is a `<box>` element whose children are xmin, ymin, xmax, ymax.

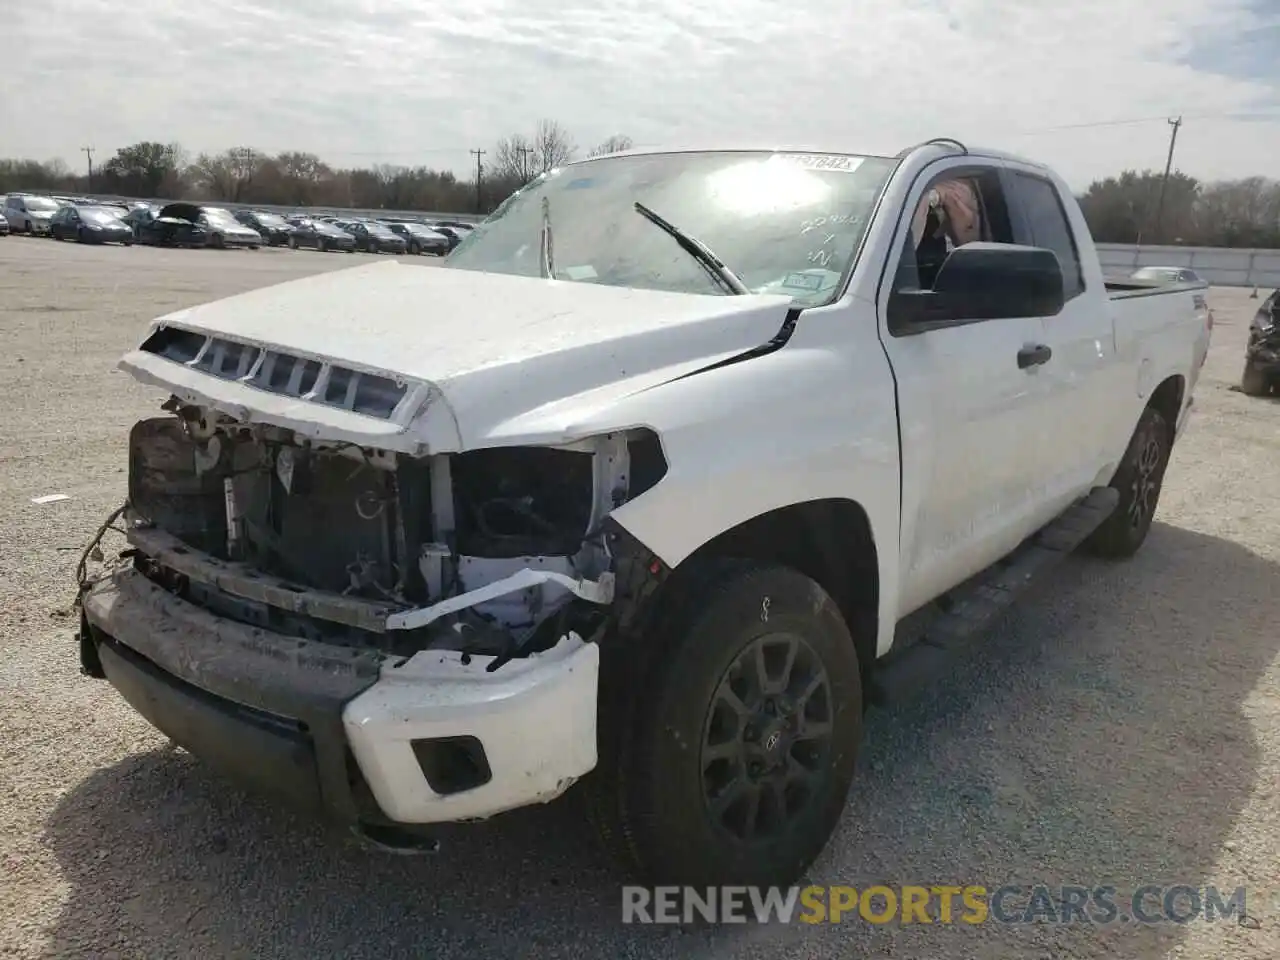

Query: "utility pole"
<box><xmin>470</xmin><ymin>149</ymin><xmax>486</xmax><ymax>214</ymax></box>
<box><xmin>81</xmin><ymin>146</ymin><xmax>94</xmax><ymax>193</ymax></box>
<box><xmin>1151</xmin><ymin>116</ymin><xmax>1183</xmax><ymax>245</ymax></box>
<box><xmin>517</xmin><ymin>146</ymin><xmax>534</xmax><ymax>184</ymax></box>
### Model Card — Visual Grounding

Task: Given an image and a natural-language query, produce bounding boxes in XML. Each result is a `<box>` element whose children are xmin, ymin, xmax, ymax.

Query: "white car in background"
<box><xmin>3</xmin><ymin>193</ymin><xmax>61</xmax><ymax>234</ymax></box>
<box><xmin>1130</xmin><ymin>266</ymin><xmax>1205</xmax><ymax>285</ymax></box>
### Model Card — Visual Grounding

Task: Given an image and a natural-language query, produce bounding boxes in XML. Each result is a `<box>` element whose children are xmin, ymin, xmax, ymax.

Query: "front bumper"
<box><xmin>220</xmin><ymin>233</ymin><xmax>260</xmax><ymax>248</ymax></box>
<box><xmin>80</xmin><ymin>567</ymin><xmax>599</xmax><ymax>824</ymax></box>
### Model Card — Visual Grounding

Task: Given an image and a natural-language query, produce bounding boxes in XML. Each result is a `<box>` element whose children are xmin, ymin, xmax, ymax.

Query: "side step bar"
<box><xmin>868</xmin><ymin>485</ymin><xmax>1120</xmax><ymax>706</ymax></box>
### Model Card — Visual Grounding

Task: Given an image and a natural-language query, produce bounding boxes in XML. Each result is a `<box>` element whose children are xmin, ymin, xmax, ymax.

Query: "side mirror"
<box><xmin>889</xmin><ymin>242</ymin><xmax>1066</xmax><ymax>333</ymax></box>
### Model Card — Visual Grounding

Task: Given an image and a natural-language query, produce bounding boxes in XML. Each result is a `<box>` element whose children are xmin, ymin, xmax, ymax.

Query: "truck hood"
<box><xmin>118</xmin><ymin>261</ymin><xmax>794</xmax><ymax>454</ymax></box>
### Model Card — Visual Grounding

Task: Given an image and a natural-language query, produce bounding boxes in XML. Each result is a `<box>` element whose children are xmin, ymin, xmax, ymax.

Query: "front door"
<box><xmin>877</xmin><ymin>159</ymin><xmax>1059</xmax><ymax>617</ymax></box>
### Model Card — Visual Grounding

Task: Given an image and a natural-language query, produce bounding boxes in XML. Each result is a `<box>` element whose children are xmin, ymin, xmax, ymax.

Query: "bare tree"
<box><xmin>588</xmin><ymin>135</ymin><xmax>634</xmax><ymax>158</ymax></box>
<box><xmin>275</xmin><ymin>151</ymin><xmax>332</xmax><ymax>205</ymax></box>
<box><xmin>492</xmin><ymin>134</ymin><xmax>537</xmax><ymax>185</ymax></box>
<box><xmin>531</xmin><ymin>119</ymin><xmax>576</xmax><ymax>173</ymax></box>
<box><xmin>188</xmin><ymin>147</ymin><xmax>264</xmax><ymax>202</ymax></box>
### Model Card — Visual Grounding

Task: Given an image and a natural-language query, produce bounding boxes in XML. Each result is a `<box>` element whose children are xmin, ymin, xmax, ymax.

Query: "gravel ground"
<box><xmin>1</xmin><ymin>236</ymin><xmax>1278</xmax><ymax>960</ymax></box>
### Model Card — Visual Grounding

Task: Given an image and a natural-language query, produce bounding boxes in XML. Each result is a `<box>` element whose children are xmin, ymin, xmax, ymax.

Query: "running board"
<box><xmin>868</xmin><ymin>485</ymin><xmax>1120</xmax><ymax>706</ymax></box>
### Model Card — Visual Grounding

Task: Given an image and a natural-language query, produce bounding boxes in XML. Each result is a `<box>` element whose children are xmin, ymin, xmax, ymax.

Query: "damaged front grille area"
<box><xmin>140</xmin><ymin>326</ymin><xmax>410</xmax><ymax>420</ymax></box>
<box><xmin>124</xmin><ymin>409</ymin><xmax>667</xmax><ymax>663</ymax></box>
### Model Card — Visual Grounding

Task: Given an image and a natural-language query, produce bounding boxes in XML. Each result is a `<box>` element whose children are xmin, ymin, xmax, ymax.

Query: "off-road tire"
<box><xmin>1240</xmin><ymin>360</ymin><xmax>1271</xmax><ymax>397</ymax></box>
<box><xmin>585</xmin><ymin>558</ymin><xmax>863</xmax><ymax>887</ymax></box>
<box><xmin>1086</xmin><ymin>406</ymin><xmax>1171</xmax><ymax>559</ymax></box>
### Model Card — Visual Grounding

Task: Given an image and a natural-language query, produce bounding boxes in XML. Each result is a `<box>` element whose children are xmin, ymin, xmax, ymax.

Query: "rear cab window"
<box><xmin>1005</xmin><ymin>172</ymin><xmax>1085</xmax><ymax>301</ymax></box>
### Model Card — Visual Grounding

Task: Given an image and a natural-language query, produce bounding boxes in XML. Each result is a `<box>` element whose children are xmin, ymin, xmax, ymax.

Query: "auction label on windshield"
<box><xmin>770</xmin><ymin>153</ymin><xmax>864</xmax><ymax>173</ymax></box>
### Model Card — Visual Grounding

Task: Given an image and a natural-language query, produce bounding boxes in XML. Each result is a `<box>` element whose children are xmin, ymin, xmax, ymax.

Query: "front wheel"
<box><xmin>1240</xmin><ymin>360</ymin><xmax>1271</xmax><ymax>397</ymax></box>
<box><xmin>587</xmin><ymin>559</ymin><xmax>863</xmax><ymax>888</ymax></box>
<box><xmin>317</xmin><ymin>238</ymin><xmax>327</xmax><ymax>253</ymax></box>
<box><xmin>288</xmin><ymin>235</ymin><xmax>299</xmax><ymax>250</ymax></box>
<box><xmin>1086</xmin><ymin>406</ymin><xmax>1171</xmax><ymax>559</ymax></box>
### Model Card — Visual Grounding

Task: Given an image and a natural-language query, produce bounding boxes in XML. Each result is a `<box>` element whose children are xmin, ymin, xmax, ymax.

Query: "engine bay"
<box><xmin>121</xmin><ymin>399</ymin><xmax>667</xmax><ymax>664</ymax></box>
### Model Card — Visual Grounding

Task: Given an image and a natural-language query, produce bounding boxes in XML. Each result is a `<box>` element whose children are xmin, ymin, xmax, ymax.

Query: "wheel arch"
<box><xmin>619</xmin><ymin>498</ymin><xmax>881</xmax><ymax>693</ymax></box>
<box><xmin>1147</xmin><ymin>374</ymin><xmax>1185</xmax><ymax>443</ymax></box>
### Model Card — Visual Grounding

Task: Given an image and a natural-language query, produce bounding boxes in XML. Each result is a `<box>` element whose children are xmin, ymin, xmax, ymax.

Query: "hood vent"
<box><xmin>140</xmin><ymin>325</ymin><xmax>409</xmax><ymax>419</ymax></box>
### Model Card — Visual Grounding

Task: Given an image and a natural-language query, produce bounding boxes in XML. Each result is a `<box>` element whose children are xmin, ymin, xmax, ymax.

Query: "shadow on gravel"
<box><xmin>41</xmin><ymin>523</ymin><xmax>1280</xmax><ymax>960</ymax></box>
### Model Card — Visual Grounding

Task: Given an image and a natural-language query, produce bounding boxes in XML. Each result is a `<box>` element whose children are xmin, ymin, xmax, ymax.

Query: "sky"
<box><xmin>2</xmin><ymin>0</ymin><xmax>1279</xmax><ymax>190</ymax></box>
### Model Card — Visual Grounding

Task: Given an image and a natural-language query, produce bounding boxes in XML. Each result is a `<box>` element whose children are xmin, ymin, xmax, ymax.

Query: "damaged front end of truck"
<box><xmin>74</xmin><ymin>321</ymin><xmax>675</xmax><ymax>836</ymax></box>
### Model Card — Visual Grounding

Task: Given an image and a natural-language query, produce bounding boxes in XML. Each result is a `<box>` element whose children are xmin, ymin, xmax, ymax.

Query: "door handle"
<box><xmin>1017</xmin><ymin>343</ymin><xmax>1053</xmax><ymax>369</ymax></box>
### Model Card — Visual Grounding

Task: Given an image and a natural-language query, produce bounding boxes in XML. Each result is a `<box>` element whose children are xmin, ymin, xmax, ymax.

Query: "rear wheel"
<box><xmin>1086</xmin><ymin>406</ymin><xmax>1171</xmax><ymax>559</ymax></box>
<box><xmin>1240</xmin><ymin>360</ymin><xmax>1271</xmax><ymax>397</ymax></box>
<box><xmin>587</xmin><ymin>559</ymin><xmax>863</xmax><ymax>887</ymax></box>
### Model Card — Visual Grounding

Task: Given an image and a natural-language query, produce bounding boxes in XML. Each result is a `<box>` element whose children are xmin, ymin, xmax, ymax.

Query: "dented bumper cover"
<box><xmin>80</xmin><ymin>566</ymin><xmax>600</xmax><ymax>825</ymax></box>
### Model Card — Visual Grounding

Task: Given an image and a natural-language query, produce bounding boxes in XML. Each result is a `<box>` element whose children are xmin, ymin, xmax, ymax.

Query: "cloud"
<box><xmin>1</xmin><ymin>0</ymin><xmax>1278</xmax><ymax>188</ymax></box>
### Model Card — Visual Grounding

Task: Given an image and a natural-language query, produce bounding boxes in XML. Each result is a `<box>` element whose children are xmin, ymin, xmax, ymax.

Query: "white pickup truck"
<box><xmin>76</xmin><ymin>139</ymin><xmax>1211</xmax><ymax>888</ymax></box>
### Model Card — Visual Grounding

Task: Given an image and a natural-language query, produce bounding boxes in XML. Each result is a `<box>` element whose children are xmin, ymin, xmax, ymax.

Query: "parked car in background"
<box><xmin>0</xmin><ymin>212</ymin><xmax>8</xmax><ymax>236</ymax></box>
<box><xmin>1130</xmin><ymin>266</ymin><xmax>1205</xmax><ymax>285</ymax></box>
<box><xmin>135</xmin><ymin>203</ymin><xmax>210</xmax><ymax>247</ymax></box>
<box><xmin>199</xmin><ymin>207</ymin><xmax>264</xmax><ymax>249</ymax></box>
<box><xmin>1241</xmin><ymin>289</ymin><xmax>1280</xmax><ymax>396</ymax></box>
<box><xmin>423</xmin><ymin>223</ymin><xmax>466</xmax><ymax>251</ymax></box>
<box><xmin>49</xmin><ymin>205</ymin><xmax>134</xmax><ymax>245</ymax></box>
<box><xmin>122</xmin><ymin>204</ymin><xmax>159</xmax><ymax>238</ymax></box>
<box><xmin>3</xmin><ymin>193</ymin><xmax>60</xmax><ymax>234</ymax></box>
<box><xmin>235</xmin><ymin>210</ymin><xmax>295</xmax><ymax>246</ymax></box>
<box><xmin>284</xmin><ymin>217</ymin><xmax>357</xmax><ymax>252</ymax></box>
<box><xmin>382</xmin><ymin>220</ymin><xmax>450</xmax><ymax>255</ymax></box>
<box><xmin>135</xmin><ymin>203</ymin><xmax>259</xmax><ymax>249</ymax></box>
<box><xmin>337</xmin><ymin>220</ymin><xmax>408</xmax><ymax>254</ymax></box>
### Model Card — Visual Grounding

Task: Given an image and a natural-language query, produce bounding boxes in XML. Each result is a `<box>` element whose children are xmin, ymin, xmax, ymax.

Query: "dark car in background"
<box><xmin>122</xmin><ymin>204</ymin><xmax>159</xmax><ymax>238</ymax></box>
<box><xmin>1242</xmin><ymin>290</ymin><xmax>1280</xmax><ymax>397</ymax></box>
<box><xmin>421</xmin><ymin>223</ymin><xmax>468</xmax><ymax>251</ymax></box>
<box><xmin>135</xmin><ymin>203</ymin><xmax>260</xmax><ymax>249</ymax></box>
<box><xmin>381</xmin><ymin>220</ymin><xmax>450</xmax><ymax>255</ymax></box>
<box><xmin>284</xmin><ymin>217</ymin><xmax>356</xmax><ymax>252</ymax></box>
<box><xmin>135</xmin><ymin>203</ymin><xmax>210</xmax><ymax>247</ymax></box>
<box><xmin>235</xmin><ymin>209</ymin><xmax>294</xmax><ymax>246</ymax></box>
<box><xmin>49</xmin><ymin>205</ymin><xmax>134</xmax><ymax>244</ymax></box>
<box><xmin>336</xmin><ymin>220</ymin><xmax>407</xmax><ymax>254</ymax></box>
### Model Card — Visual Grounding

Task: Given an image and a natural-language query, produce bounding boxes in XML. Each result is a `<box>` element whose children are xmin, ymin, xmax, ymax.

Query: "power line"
<box><xmin>1008</xmin><ymin>108</ymin><xmax>1280</xmax><ymax>136</ymax></box>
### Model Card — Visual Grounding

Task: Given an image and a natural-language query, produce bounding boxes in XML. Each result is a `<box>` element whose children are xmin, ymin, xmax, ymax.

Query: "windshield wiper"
<box><xmin>633</xmin><ymin>201</ymin><xmax>749</xmax><ymax>295</ymax></box>
<box><xmin>539</xmin><ymin>196</ymin><xmax>555</xmax><ymax>279</ymax></box>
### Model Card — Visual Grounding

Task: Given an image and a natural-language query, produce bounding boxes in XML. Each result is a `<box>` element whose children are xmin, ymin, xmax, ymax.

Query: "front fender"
<box><xmin>564</xmin><ymin>315</ymin><xmax>903</xmax><ymax>657</ymax></box>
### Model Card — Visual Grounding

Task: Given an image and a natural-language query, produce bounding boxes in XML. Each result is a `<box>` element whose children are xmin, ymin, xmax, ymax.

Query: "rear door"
<box><xmin>1002</xmin><ymin>165</ymin><xmax>1122</xmax><ymax>506</ymax></box>
<box><xmin>877</xmin><ymin>158</ymin><xmax>1060</xmax><ymax>616</ymax></box>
